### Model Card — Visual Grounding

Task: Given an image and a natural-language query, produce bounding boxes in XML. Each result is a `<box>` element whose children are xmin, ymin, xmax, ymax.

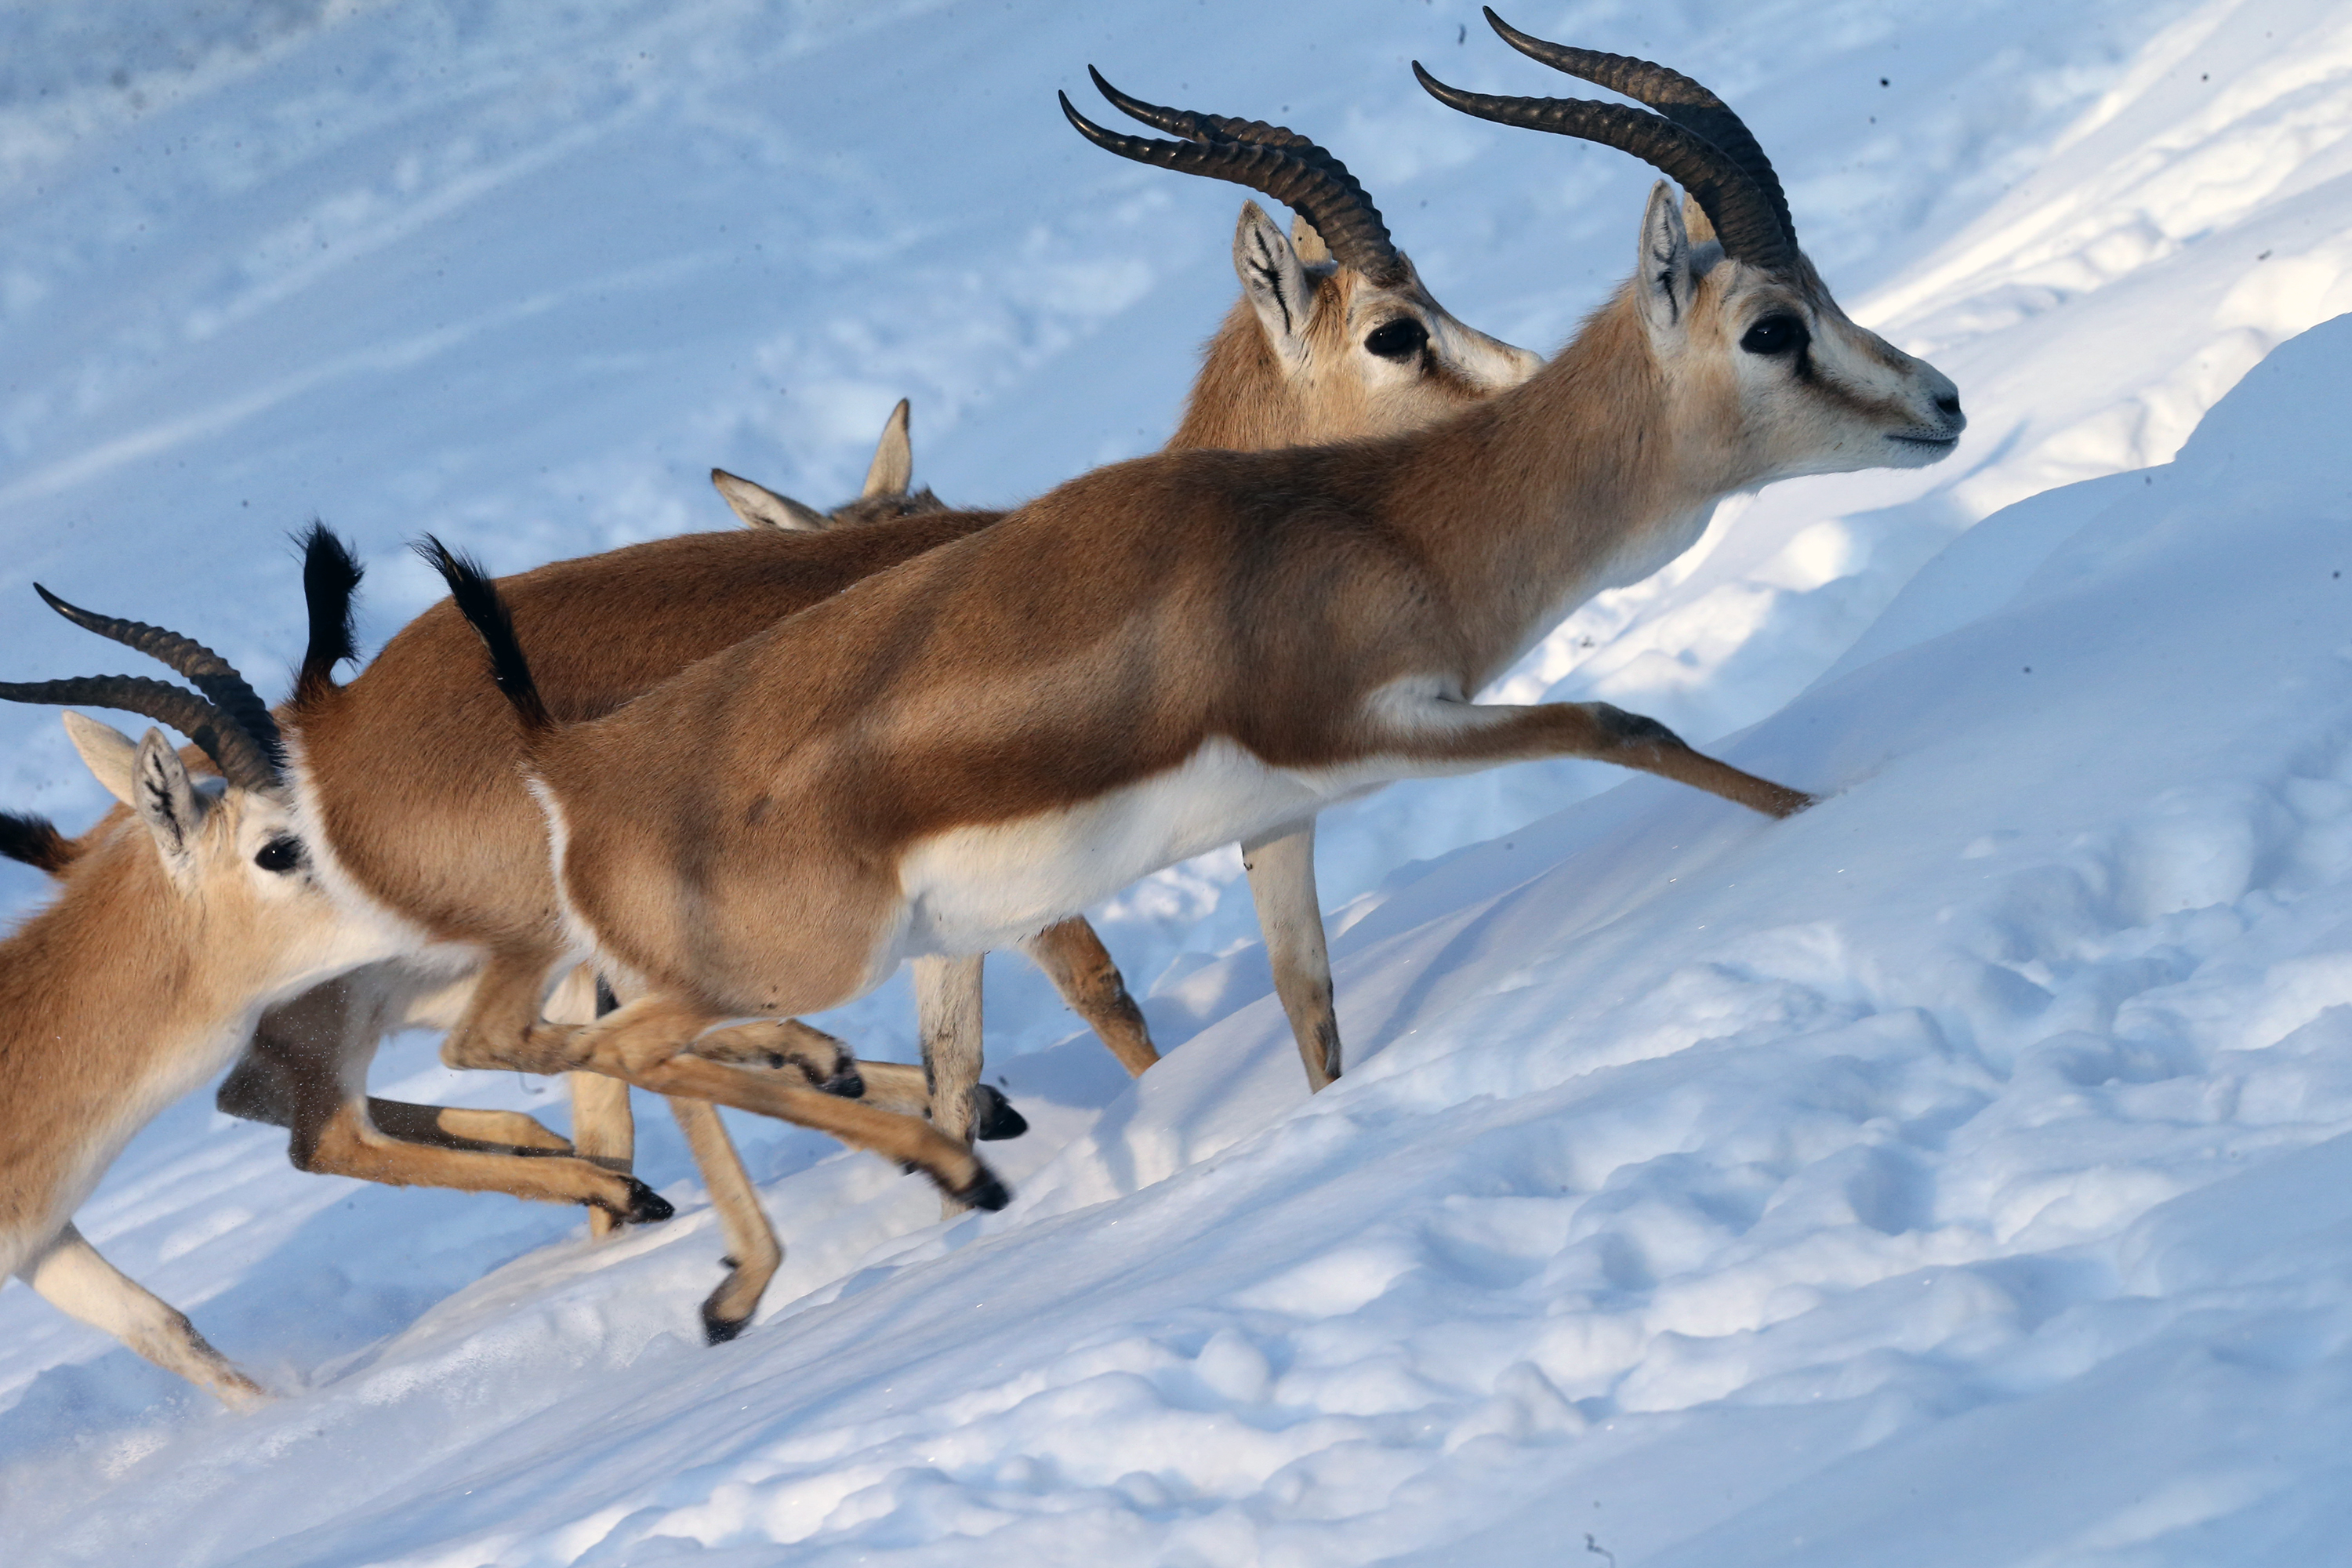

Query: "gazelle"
<box><xmin>427</xmin><ymin>27</ymin><xmax>1962</xmax><ymax>1139</ymax></box>
<box><xmin>712</xmin><ymin>397</ymin><xmax>941</xmax><ymax>532</ymax></box>
<box><xmin>249</xmin><ymin>84</ymin><xmax>1542</xmax><ymax>1339</ymax></box>
<box><xmin>0</xmin><ymin>574</ymin><xmax>649</xmax><ymax>1404</ymax></box>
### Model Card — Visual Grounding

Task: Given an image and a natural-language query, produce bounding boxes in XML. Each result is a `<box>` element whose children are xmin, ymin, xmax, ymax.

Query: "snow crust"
<box><xmin>6</xmin><ymin>0</ymin><xmax>2352</xmax><ymax>1562</ymax></box>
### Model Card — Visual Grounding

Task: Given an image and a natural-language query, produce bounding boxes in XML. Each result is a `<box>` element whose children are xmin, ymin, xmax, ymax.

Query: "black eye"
<box><xmin>1740</xmin><ymin>314</ymin><xmax>1808</xmax><ymax>356</ymax></box>
<box><xmin>1363</xmin><ymin>318</ymin><xmax>1429</xmax><ymax>361</ymax></box>
<box><xmin>255</xmin><ymin>835</ymin><xmax>305</xmax><ymax>875</ymax></box>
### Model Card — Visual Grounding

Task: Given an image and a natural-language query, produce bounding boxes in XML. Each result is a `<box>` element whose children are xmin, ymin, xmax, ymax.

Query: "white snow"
<box><xmin>6</xmin><ymin>0</ymin><xmax>2352</xmax><ymax>1562</ymax></box>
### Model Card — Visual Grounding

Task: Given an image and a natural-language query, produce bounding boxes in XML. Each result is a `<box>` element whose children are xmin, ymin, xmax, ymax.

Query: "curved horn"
<box><xmin>0</xmin><ymin>673</ymin><xmax>278</xmax><ymax>793</ymax></box>
<box><xmin>1064</xmin><ymin>74</ymin><xmax>1404</xmax><ymax>285</ymax></box>
<box><xmin>31</xmin><ymin>585</ymin><xmax>286</xmax><ymax>771</ymax></box>
<box><xmin>1411</xmin><ymin>63</ymin><xmax>1793</xmax><ymax>274</ymax></box>
<box><xmin>1481</xmin><ymin>9</ymin><xmax>1794</xmax><ymax>250</ymax></box>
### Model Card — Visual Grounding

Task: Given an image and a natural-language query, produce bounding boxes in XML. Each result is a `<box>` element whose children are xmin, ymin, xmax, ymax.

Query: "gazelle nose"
<box><xmin>1935</xmin><ymin>392</ymin><xmax>1964</xmax><ymax>421</ymax></box>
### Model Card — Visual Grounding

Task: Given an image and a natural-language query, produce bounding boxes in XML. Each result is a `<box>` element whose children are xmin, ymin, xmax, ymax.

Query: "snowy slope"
<box><xmin>5</xmin><ymin>0</ymin><xmax>2352</xmax><ymax>1562</ymax></box>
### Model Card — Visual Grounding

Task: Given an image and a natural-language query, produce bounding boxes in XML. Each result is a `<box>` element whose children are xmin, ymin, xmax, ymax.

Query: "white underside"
<box><xmin>893</xmin><ymin>736</ymin><xmax>1397</xmax><ymax>960</ymax></box>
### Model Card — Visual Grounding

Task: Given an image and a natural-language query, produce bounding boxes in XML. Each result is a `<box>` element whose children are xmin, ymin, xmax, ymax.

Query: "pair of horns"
<box><xmin>0</xmin><ymin>529</ymin><xmax>357</xmax><ymax>794</ymax></box>
<box><xmin>1415</xmin><ymin>9</ymin><xmax>1796</xmax><ymax>273</ymax></box>
<box><xmin>1062</xmin><ymin>67</ymin><xmax>1406</xmax><ymax>287</ymax></box>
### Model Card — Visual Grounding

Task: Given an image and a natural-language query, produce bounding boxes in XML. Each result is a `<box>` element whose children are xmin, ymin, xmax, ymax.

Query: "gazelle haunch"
<box><xmin>433</xmin><ymin>31</ymin><xmax>1960</xmax><ymax>1116</ymax></box>
<box><xmin>0</xmin><ymin>575</ymin><xmax>651</xmax><ymax>1406</ymax></box>
<box><xmin>274</xmin><ymin>89</ymin><xmax>1540</xmax><ymax>1338</ymax></box>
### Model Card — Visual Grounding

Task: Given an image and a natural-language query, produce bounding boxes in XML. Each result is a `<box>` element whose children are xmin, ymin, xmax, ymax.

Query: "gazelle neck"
<box><xmin>1388</xmin><ymin>289</ymin><xmax>1730</xmax><ymax>691</ymax></box>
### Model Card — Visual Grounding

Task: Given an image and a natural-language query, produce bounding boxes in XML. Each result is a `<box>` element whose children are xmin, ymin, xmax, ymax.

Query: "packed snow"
<box><xmin>5</xmin><ymin>0</ymin><xmax>2352</xmax><ymax>1562</ymax></box>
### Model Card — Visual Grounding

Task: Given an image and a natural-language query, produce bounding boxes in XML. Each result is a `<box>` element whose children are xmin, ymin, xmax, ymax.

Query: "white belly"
<box><xmin>894</xmin><ymin>738</ymin><xmax>1383</xmax><ymax>956</ymax></box>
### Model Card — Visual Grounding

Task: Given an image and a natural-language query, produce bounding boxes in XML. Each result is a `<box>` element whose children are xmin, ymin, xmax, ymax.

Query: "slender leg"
<box><xmin>1385</xmin><ymin>699</ymin><xmax>1814</xmax><ymax>818</ymax></box>
<box><xmin>443</xmin><ymin>962</ymin><xmax>1008</xmax><ymax>1206</ymax></box>
<box><xmin>567</xmin><ymin>971</ymin><xmax>636</xmax><ymax>1240</ymax></box>
<box><xmin>1243</xmin><ymin>820</ymin><xmax>1342</xmax><ymax>1091</ymax></box>
<box><xmin>290</xmin><ymin>1096</ymin><xmax>673</xmax><ymax>1221</ymax></box>
<box><xmin>590</xmin><ymin>971</ymin><xmax>793</xmax><ymax>1343</ymax></box>
<box><xmin>688</xmin><ymin>1015</ymin><xmax>864</xmax><ymax>1094</ymax></box>
<box><xmin>16</xmin><ymin>1224</ymin><xmax>266</xmax><ymax>1409</ymax></box>
<box><xmin>1018</xmin><ymin>919</ymin><xmax>1158</xmax><ymax>1075</ymax></box>
<box><xmin>853</xmin><ymin>1059</ymin><xmax>1029</xmax><ymax>1142</ymax></box>
<box><xmin>913</xmin><ymin>955</ymin><xmax>986</xmax><ymax>1218</ymax></box>
<box><xmin>664</xmin><ymin>1098</ymin><xmax>780</xmax><ymax>1344</ymax></box>
<box><xmin>363</xmin><ymin>1099</ymin><xmax>575</xmax><ymax>1153</ymax></box>
<box><xmin>226</xmin><ymin>963</ymin><xmax>655</xmax><ymax>1217</ymax></box>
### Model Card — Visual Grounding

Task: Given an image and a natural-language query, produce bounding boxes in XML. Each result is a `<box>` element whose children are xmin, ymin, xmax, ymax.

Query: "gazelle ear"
<box><xmin>1633</xmin><ymin>180</ymin><xmax>1694</xmax><ymax>339</ymax></box>
<box><xmin>711</xmin><ymin>468</ymin><xmax>829</xmax><ymax>532</ymax></box>
<box><xmin>1680</xmin><ymin>190</ymin><xmax>1718</xmax><ymax>249</ymax></box>
<box><xmin>62</xmin><ymin>711</ymin><xmax>140</xmax><ymax>807</ymax></box>
<box><xmin>1289</xmin><ymin>213</ymin><xmax>1332</xmax><ymax>267</ymax></box>
<box><xmin>1233</xmin><ymin>200</ymin><xmax>1315</xmax><ymax>364</ymax></box>
<box><xmin>128</xmin><ymin>728</ymin><xmax>206</xmax><ymax>886</ymax></box>
<box><xmin>861</xmin><ymin>398</ymin><xmax>913</xmax><ymax>499</ymax></box>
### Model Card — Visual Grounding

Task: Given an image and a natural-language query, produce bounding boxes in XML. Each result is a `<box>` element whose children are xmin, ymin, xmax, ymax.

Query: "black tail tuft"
<box><xmin>0</xmin><ymin>810</ymin><xmax>77</xmax><ymax>877</ymax></box>
<box><xmin>293</xmin><ymin>521</ymin><xmax>366</xmax><ymax>702</ymax></box>
<box><xmin>414</xmin><ymin>535</ymin><xmax>550</xmax><ymax>736</ymax></box>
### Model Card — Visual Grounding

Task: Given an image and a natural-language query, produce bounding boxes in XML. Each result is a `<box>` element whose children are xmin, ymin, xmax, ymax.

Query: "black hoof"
<box><xmin>971</xmin><ymin>1083</ymin><xmax>1029</xmax><ymax>1142</ymax></box>
<box><xmin>700</xmin><ymin>1298</ymin><xmax>749</xmax><ymax>1345</ymax></box>
<box><xmin>955</xmin><ymin>1165</ymin><xmax>1012</xmax><ymax>1212</ymax></box>
<box><xmin>823</xmin><ymin>1064</ymin><xmax>866</xmax><ymax>1099</ymax></box>
<box><xmin>623</xmin><ymin>1178</ymin><xmax>675</xmax><ymax>1225</ymax></box>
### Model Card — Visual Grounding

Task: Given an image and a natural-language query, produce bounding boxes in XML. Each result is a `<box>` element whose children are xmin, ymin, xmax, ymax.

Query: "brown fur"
<box><xmin>481</xmin><ymin>193</ymin><xmax>1960</xmax><ymax>1054</ymax></box>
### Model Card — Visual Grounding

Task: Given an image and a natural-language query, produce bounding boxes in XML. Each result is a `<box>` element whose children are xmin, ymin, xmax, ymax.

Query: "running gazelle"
<box><xmin>429</xmin><ymin>25</ymin><xmax>1962</xmax><ymax>1148</ymax></box>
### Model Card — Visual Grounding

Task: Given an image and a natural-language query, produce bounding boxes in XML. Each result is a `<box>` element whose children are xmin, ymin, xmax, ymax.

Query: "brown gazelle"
<box><xmin>712</xmin><ymin>397</ymin><xmax>942</xmax><ymax>532</ymax></box>
<box><xmin>428</xmin><ymin>27</ymin><xmax>1963</xmax><ymax>1140</ymax></box>
<box><xmin>237</xmin><ymin>84</ymin><xmax>1544</xmax><ymax>1341</ymax></box>
<box><xmin>0</xmin><ymin>566</ymin><xmax>653</xmax><ymax>1406</ymax></box>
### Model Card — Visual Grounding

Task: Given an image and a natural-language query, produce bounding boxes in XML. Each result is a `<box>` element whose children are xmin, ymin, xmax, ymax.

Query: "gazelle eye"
<box><xmin>1740</xmin><ymin>314</ymin><xmax>1807</xmax><ymax>356</ymax></box>
<box><xmin>255</xmin><ymin>835</ymin><xmax>305</xmax><ymax>875</ymax></box>
<box><xmin>1364</xmin><ymin>318</ymin><xmax>1428</xmax><ymax>361</ymax></box>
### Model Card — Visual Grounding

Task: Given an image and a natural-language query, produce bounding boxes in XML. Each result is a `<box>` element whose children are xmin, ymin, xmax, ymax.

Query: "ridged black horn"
<box><xmin>1483</xmin><ymin>9</ymin><xmax>1795</xmax><ymax>250</ymax></box>
<box><xmin>1065</xmin><ymin>73</ymin><xmax>1404</xmax><ymax>285</ymax></box>
<box><xmin>0</xmin><ymin>673</ymin><xmax>278</xmax><ymax>793</ymax></box>
<box><xmin>1412</xmin><ymin>63</ymin><xmax>1794</xmax><ymax>274</ymax></box>
<box><xmin>32</xmin><ymin>584</ymin><xmax>285</xmax><ymax>771</ymax></box>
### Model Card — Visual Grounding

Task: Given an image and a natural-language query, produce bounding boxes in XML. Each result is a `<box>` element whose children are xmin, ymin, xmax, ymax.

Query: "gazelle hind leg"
<box><xmin>1018</xmin><ymin>919</ymin><xmax>1158</xmax><ymax>1075</ymax></box>
<box><xmin>913</xmin><ymin>956</ymin><xmax>986</xmax><ymax>1217</ymax></box>
<box><xmin>16</xmin><ymin>1225</ymin><xmax>266</xmax><ymax>1409</ymax></box>
<box><xmin>550</xmin><ymin>994</ymin><xmax>1009</xmax><ymax>1213</ymax></box>
<box><xmin>851</xmin><ymin>1059</ymin><xmax>1029</xmax><ymax>1142</ymax></box>
<box><xmin>1243</xmin><ymin>821</ymin><xmax>1343</xmax><ymax>1091</ymax></box>
<box><xmin>664</xmin><ymin>1098</ymin><xmax>780</xmax><ymax>1344</ymax></box>
<box><xmin>562</xmin><ymin>969</ymin><xmax>637</xmax><ymax>1240</ymax></box>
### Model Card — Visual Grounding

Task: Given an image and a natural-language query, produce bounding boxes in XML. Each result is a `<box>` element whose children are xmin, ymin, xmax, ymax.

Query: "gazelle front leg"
<box><xmin>1018</xmin><ymin>919</ymin><xmax>1158</xmax><ymax>1075</ymax></box>
<box><xmin>1243</xmin><ymin>820</ymin><xmax>1343</xmax><ymax>1091</ymax></box>
<box><xmin>1387</xmin><ymin>697</ymin><xmax>1814</xmax><ymax>818</ymax></box>
<box><xmin>16</xmin><ymin>1224</ymin><xmax>268</xmax><ymax>1409</ymax></box>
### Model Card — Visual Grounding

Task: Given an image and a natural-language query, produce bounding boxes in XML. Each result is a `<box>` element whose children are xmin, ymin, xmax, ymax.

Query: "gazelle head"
<box><xmin>1419</xmin><ymin>11</ymin><xmax>1964</xmax><ymax>487</ymax></box>
<box><xmin>0</xmin><ymin>532</ymin><xmax>381</xmax><ymax>998</ymax></box>
<box><xmin>710</xmin><ymin>398</ymin><xmax>946</xmax><ymax>532</ymax></box>
<box><xmin>1063</xmin><ymin>70</ymin><xmax>1542</xmax><ymax>450</ymax></box>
